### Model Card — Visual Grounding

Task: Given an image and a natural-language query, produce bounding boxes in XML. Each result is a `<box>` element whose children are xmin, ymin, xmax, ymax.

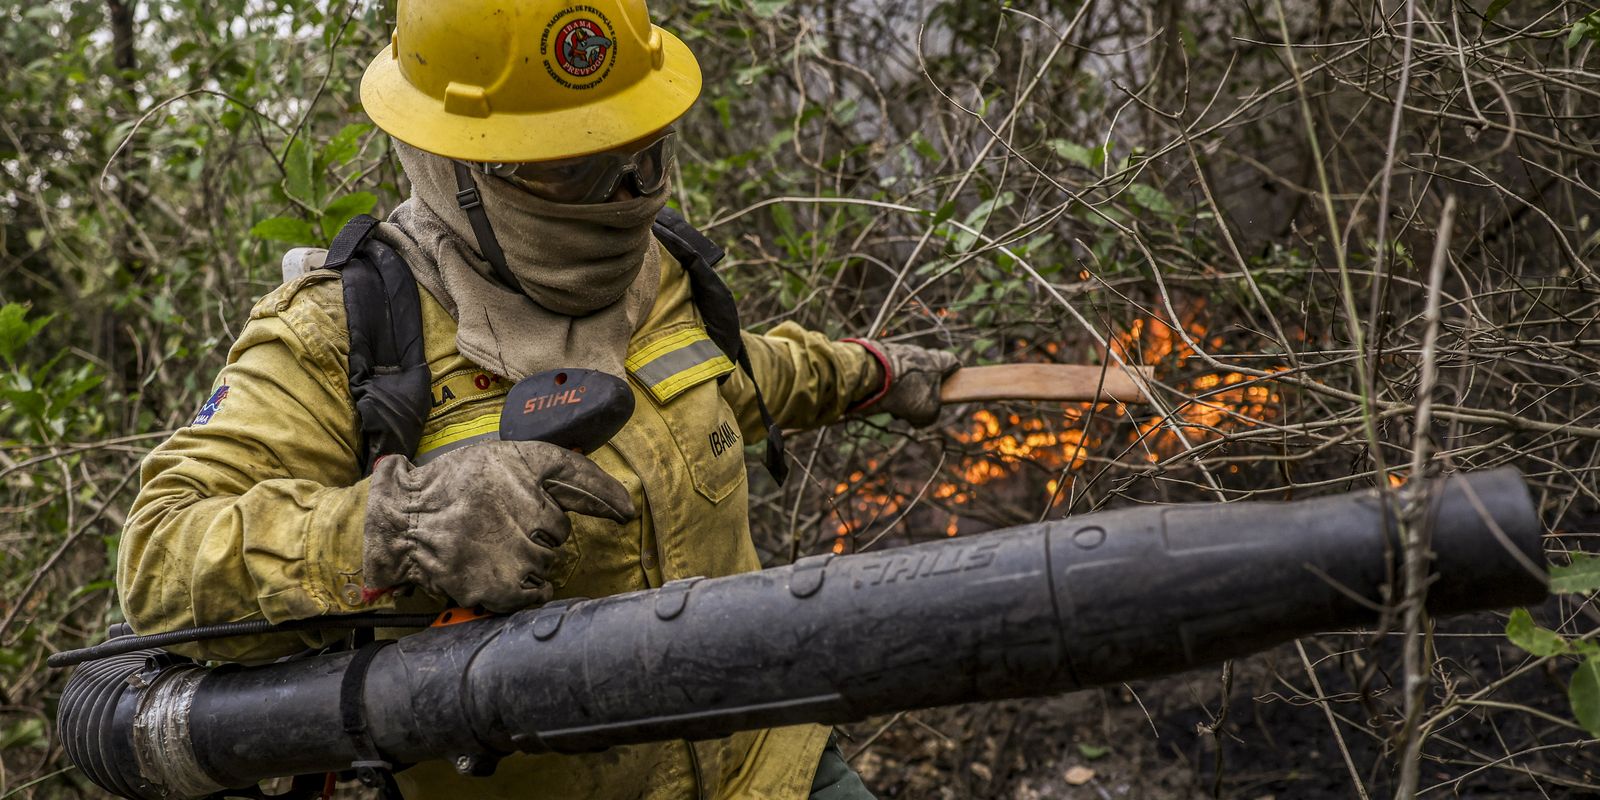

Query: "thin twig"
<box><xmin>1394</xmin><ymin>194</ymin><xmax>1457</xmax><ymax>799</ymax></box>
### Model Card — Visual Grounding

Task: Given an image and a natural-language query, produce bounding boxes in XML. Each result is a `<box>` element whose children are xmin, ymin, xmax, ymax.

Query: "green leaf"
<box><xmin>320</xmin><ymin>192</ymin><xmax>379</xmax><ymax>239</ymax></box>
<box><xmin>1091</xmin><ymin>140</ymin><xmax>1113</xmax><ymax>168</ymax></box>
<box><xmin>748</xmin><ymin>0</ymin><xmax>789</xmax><ymax>18</ymax></box>
<box><xmin>1048</xmin><ymin>139</ymin><xmax>1097</xmax><ymax>168</ymax></box>
<box><xmin>1566</xmin><ymin>14</ymin><xmax>1599</xmax><ymax>49</ymax></box>
<box><xmin>734</xmin><ymin>63</ymin><xmax>770</xmax><ymax>86</ymax></box>
<box><xmin>322</xmin><ymin>123</ymin><xmax>372</xmax><ymax>167</ymax></box>
<box><xmin>283</xmin><ymin>136</ymin><xmax>315</xmax><ymax>205</ymax></box>
<box><xmin>769</xmin><ymin>204</ymin><xmax>798</xmax><ymax>240</ymax></box>
<box><xmin>1485</xmin><ymin>0</ymin><xmax>1512</xmax><ymax>21</ymax></box>
<box><xmin>2</xmin><ymin>388</ymin><xmax>46</xmax><ymax>420</ymax></box>
<box><xmin>1076</xmin><ymin>743</ymin><xmax>1110</xmax><ymax>760</ymax></box>
<box><xmin>0</xmin><ymin>718</ymin><xmax>44</xmax><ymax>750</ymax></box>
<box><xmin>0</xmin><ymin>303</ymin><xmax>53</xmax><ymax>364</ymax></box>
<box><xmin>1551</xmin><ymin>553</ymin><xmax>1600</xmax><ymax>594</ymax></box>
<box><xmin>1128</xmin><ymin>184</ymin><xmax>1179</xmax><ymax>219</ymax></box>
<box><xmin>322</xmin><ymin>191</ymin><xmax>378</xmax><ymax>219</ymax></box>
<box><xmin>249</xmin><ymin>216</ymin><xmax>316</xmax><ymax>244</ymax></box>
<box><xmin>1570</xmin><ymin>656</ymin><xmax>1600</xmax><ymax>736</ymax></box>
<box><xmin>1506</xmin><ymin>607</ymin><xmax>1569</xmax><ymax>657</ymax></box>
<box><xmin>48</xmin><ymin>372</ymin><xmax>104</xmax><ymax>415</ymax></box>
<box><xmin>953</xmin><ymin>192</ymin><xmax>1014</xmax><ymax>252</ymax></box>
<box><xmin>69</xmin><ymin>579</ymin><xmax>116</xmax><ymax>599</ymax></box>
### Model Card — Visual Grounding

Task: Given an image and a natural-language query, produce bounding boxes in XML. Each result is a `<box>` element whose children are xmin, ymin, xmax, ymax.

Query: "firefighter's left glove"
<box><xmin>362</xmin><ymin>441</ymin><xmax>636</xmax><ymax>612</ymax></box>
<box><xmin>845</xmin><ymin>339</ymin><xmax>961</xmax><ymax>428</ymax></box>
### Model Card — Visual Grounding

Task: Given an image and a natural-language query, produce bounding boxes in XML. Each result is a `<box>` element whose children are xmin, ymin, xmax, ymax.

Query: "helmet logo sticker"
<box><xmin>556</xmin><ymin>19</ymin><xmax>611</xmax><ymax>76</ymax></box>
<box><xmin>540</xmin><ymin>7</ymin><xmax>618</xmax><ymax>91</ymax></box>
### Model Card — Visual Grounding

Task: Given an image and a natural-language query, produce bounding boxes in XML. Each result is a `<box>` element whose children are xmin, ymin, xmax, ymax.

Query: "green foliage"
<box><xmin>0</xmin><ymin>5</ymin><xmax>399</xmax><ymax>791</ymax></box>
<box><xmin>1048</xmin><ymin>138</ymin><xmax>1111</xmax><ymax>169</ymax></box>
<box><xmin>1570</xmin><ymin>658</ymin><xmax>1600</xmax><ymax>736</ymax></box>
<box><xmin>1506</xmin><ymin>608</ymin><xmax>1576</xmax><ymax>658</ymax></box>
<box><xmin>256</xmin><ymin>124</ymin><xmax>381</xmax><ymax>245</ymax></box>
<box><xmin>950</xmin><ymin>192</ymin><xmax>1015</xmax><ymax>252</ymax></box>
<box><xmin>0</xmin><ymin>304</ymin><xmax>104</xmax><ymax>440</ymax></box>
<box><xmin>1505</xmin><ymin>557</ymin><xmax>1600</xmax><ymax>737</ymax></box>
<box><xmin>0</xmin><ymin>304</ymin><xmax>53</xmax><ymax>366</ymax></box>
<box><xmin>0</xmin><ymin>718</ymin><xmax>45</xmax><ymax>752</ymax></box>
<box><xmin>1076</xmin><ymin>743</ymin><xmax>1111</xmax><ymax>760</ymax></box>
<box><xmin>1551</xmin><ymin>553</ymin><xmax>1600</xmax><ymax>594</ymax></box>
<box><xmin>250</xmin><ymin>216</ymin><xmax>318</xmax><ymax>244</ymax></box>
<box><xmin>1567</xmin><ymin>10</ymin><xmax>1600</xmax><ymax>48</ymax></box>
<box><xmin>1506</xmin><ymin>608</ymin><xmax>1600</xmax><ymax>736</ymax></box>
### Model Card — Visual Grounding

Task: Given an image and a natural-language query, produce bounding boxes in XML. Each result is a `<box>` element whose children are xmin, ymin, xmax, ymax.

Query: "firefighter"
<box><xmin>116</xmin><ymin>0</ymin><xmax>957</xmax><ymax>797</ymax></box>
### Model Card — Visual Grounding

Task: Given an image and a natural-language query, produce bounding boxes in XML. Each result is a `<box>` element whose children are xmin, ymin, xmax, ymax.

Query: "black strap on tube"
<box><xmin>341</xmin><ymin>639</ymin><xmax>402</xmax><ymax>798</ymax></box>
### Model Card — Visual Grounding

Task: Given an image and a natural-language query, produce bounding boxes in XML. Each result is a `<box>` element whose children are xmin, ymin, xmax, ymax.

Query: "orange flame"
<box><xmin>825</xmin><ymin>303</ymin><xmax>1286</xmax><ymax>553</ymax></box>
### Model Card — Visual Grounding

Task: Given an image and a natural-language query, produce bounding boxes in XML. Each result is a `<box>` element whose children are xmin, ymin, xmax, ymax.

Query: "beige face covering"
<box><xmin>374</xmin><ymin>141</ymin><xmax>664</xmax><ymax>380</ymax></box>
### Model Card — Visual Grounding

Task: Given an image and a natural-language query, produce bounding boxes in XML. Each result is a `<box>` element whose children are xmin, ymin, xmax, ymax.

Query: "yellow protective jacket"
<box><xmin>117</xmin><ymin>242</ymin><xmax>880</xmax><ymax>799</ymax></box>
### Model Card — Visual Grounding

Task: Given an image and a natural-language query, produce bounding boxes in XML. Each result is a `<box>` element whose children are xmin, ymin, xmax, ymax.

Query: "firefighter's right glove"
<box><xmin>362</xmin><ymin>440</ymin><xmax>636</xmax><ymax>612</ymax></box>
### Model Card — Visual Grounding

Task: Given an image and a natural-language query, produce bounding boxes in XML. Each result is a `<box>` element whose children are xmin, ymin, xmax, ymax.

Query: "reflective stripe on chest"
<box><xmin>416</xmin><ymin>413</ymin><xmax>501</xmax><ymax>465</ymax></box>
<box><xmin>414</xmin><ymin>327</ymin><xmax>731</xmax><ymax>464</ymax></box>
<box><xmin>416</xmin><ymin>369</ymin><xmax>511</xmax><ymax>464</ymax></box>
<box><xmin>625</xmin><ymin>328</ymin><xmax>735</xmax><ymax>405</ymax></box>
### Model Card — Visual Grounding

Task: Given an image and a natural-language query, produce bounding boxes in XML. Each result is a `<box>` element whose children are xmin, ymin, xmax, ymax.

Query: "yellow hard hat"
<box><xmin>360</xmin><ymin>0</ymin><xmax>700</xmax><ymax>163</ymax></box>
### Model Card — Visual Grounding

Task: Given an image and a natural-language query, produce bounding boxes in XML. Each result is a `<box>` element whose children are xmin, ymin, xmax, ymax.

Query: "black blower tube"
<box><xmin>59</xmin><ymin>469</ymin><xmax>1547</xmax><ymax>799</ymax></box>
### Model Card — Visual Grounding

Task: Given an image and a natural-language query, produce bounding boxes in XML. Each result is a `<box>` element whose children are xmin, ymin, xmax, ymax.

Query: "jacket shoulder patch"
<box><xmin>626</xmin><ymin>326</ymin><xmax>735</xmax><ymax>405</ymax></box>
<box><xmin>192</xmin><ymin>384</ymin><xmax>229</xmax><ymax>425</ymax></box>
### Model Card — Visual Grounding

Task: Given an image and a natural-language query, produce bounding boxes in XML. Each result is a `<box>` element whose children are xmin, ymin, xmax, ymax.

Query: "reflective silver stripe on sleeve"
<box><xmin>630</xmin><ymin>338</ymin><xmax>725</xmax><ymax>388</ymax></box>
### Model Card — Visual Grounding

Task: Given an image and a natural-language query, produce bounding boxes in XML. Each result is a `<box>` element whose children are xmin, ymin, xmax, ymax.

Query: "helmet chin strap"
<box><xmin>452</xmin><ymin>161</ymin><xmax>522</xmax><ymax>291</ymax></box>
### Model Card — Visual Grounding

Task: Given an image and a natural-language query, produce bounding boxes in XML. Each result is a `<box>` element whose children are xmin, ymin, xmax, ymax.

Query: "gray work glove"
<box><xmin>845</xmin><ymin>339</ymin><xmax>961</xmax><ymax>428</ymax></box>
<box><xmin>363</xmin><ymin>440</ymin><xmax>636</xmax><ymax>612</ymax></box>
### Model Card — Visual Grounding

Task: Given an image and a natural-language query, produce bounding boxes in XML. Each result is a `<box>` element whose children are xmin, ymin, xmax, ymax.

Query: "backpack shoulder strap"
<box><xmin>652</xmin><ymin>207</ymin><xmax>741</xmax><ymax>360</ymax></box>
<box><xmin>324</xmin><ymin>215</ymin><xmax>432</xmax><ymax>474</ymax></box>
<box><xmin>652</xmin><ymin>207</ymin><xmax>787</xmax><ymax>486</ymax></box>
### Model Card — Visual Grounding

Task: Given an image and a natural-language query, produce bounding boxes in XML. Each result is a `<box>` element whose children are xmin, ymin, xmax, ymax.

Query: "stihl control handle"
<box><xmin>498</xmin><ymin>368</ymin><xmax>635</xmax><ymax>454</ymax></box>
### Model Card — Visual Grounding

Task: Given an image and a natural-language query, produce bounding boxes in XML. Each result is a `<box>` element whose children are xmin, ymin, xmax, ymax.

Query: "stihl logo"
<box><xmin>851</xmin><ymin>541</ymin><xmax>1000</xmax><ymax>588</ymax></box>
<box><xmin>523</xmin><ymin>385</ymin><xmax>586</xmax><ymax>414</ymax></box>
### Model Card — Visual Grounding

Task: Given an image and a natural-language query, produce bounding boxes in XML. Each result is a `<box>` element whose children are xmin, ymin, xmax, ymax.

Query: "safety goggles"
<box><xmin>475</xmin><ymin>130</ymin><xmax>676</xmax><ymax>204</ymax></box>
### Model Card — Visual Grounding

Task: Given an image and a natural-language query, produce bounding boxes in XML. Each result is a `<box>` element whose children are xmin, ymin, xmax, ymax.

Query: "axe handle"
<box><xmin>939</xmin><ymin>364</ymin><xmax>1153</xmax><ymax>405</ymax></box>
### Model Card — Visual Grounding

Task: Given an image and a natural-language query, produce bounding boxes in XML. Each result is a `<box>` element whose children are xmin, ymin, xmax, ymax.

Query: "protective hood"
<box><xmin>376</xmin><ymin>141</ymin><xmax>663</xmax><ymax>380</ymax></box>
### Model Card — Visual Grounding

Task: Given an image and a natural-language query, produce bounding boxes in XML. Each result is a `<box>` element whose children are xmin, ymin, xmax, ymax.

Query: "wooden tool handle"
<box><xmin>939</xmin><ymin>364</ymin><xmax>1153</xmax><ymax>404</ymax></box>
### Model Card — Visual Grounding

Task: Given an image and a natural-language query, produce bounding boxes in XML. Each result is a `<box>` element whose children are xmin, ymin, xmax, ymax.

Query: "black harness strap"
<box><xmin>451</xmin><ymin>162</ymin><xmax>522</xmax><ymax>292</ymax></box>
<box><xmin>325</xmin><ymin>215</ymin><xmax>433</xmax><ymax>475</ymax></box>
<box><xmin>652</xmin><ymin>207</ymin><xmax>788</xmax><ymax>486</ymax></box>
<box><xmin>650</xmin><ymin>208</ymin><xmax>740</xmax><ymax>363</ymax></box>
<box><xmin>340</xmin><ymin>639</ymin><xmax>402</xmax><ymax>798</ymax></box>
